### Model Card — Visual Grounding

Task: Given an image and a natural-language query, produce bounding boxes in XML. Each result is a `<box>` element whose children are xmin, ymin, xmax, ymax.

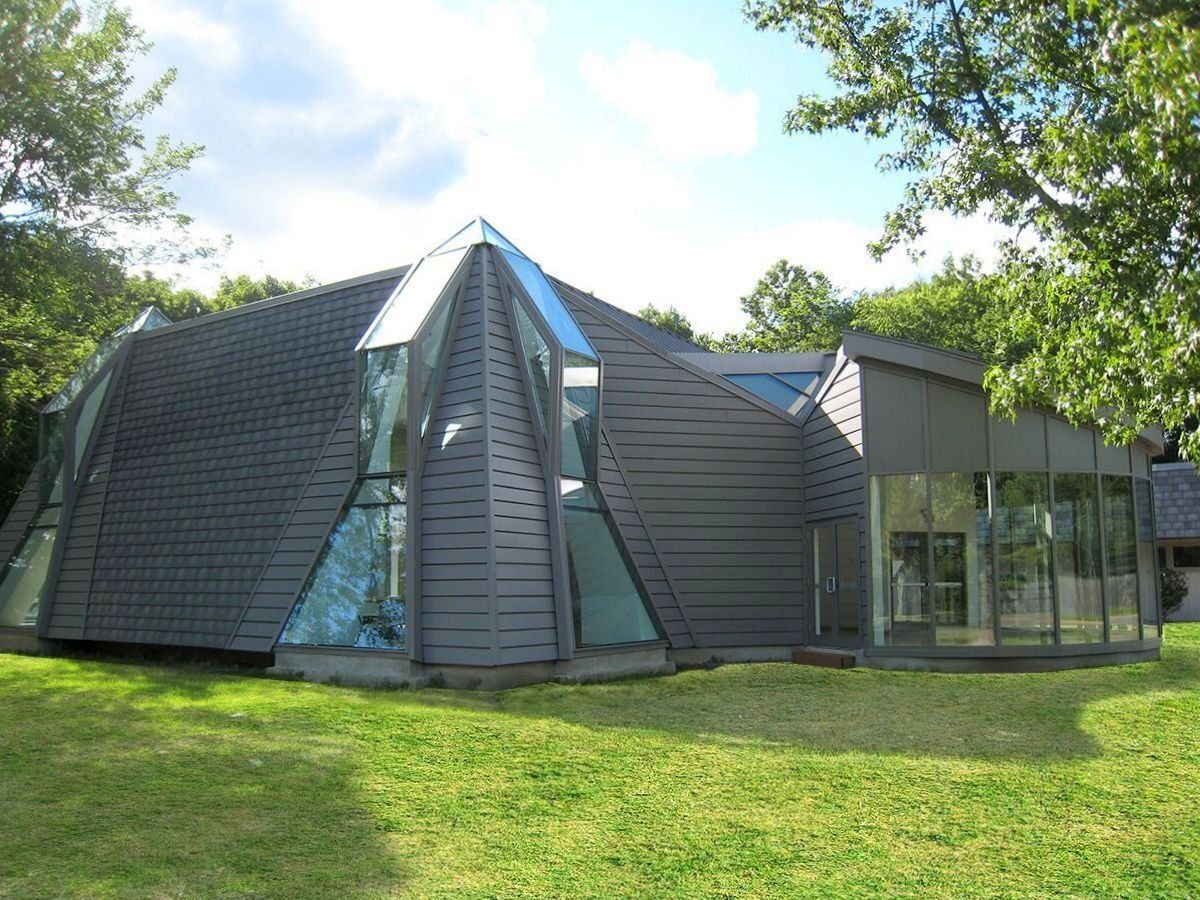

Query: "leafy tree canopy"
<box><xmin>721</xmin><ymin>260</ymin><xmax>855</xmax><ymax>352</ymax></box>
<box><xmin>746</xmin><ymin>0</ymin><xmax>1200</xmax><ymax>454</ymax></box>
<box><xmin>637</xmin><ymin>304</ymin><xmax>714</xmax><ymax>348</ymax></box>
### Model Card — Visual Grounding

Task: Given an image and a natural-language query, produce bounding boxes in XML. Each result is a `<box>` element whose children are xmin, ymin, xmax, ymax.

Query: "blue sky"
<box><xmin>127</xmin><ymin>0</ymin><xmax>1003</xmax><ymax>333</ymax></box>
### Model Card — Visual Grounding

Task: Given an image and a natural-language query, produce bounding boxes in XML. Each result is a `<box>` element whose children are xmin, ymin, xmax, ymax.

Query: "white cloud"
<box><xmin>122</xmin><ymin>0</ymin><xmax>240</xmax><ymax>69</ymax></box>
<box><xmin>579</xmin><ymin>41</ymin><xmax>758</xmax><ymax>161</ymax></box>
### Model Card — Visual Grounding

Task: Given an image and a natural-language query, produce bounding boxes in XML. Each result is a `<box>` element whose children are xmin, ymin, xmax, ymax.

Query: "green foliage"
<box><xmin>0</xmin><ymin>0</ymin><xmax>204</xmax><ymax>260</ymax></box>
<box><xmin>637</xmin><ymin>303</ymin><xmax>713</xmax><ymax>348</ymax></box>
<box><xmin>722</xmin><ymin>259</ymin><xmax>855</xmax><ymax>352</ymax></box>
<box><xmin>746</xmin><ymin>0</ymin><xmax>1200</xmax><ymax>455</ymax></box>
<box><xmin>1162</xmin><ymin>567</ymin><xmax>1188</xmax><ymax>619</ymax></box>
<box><xmin>1</xmin><ymin>625</ymin><xmax>1199</xmax><ymax>894</ymax></box>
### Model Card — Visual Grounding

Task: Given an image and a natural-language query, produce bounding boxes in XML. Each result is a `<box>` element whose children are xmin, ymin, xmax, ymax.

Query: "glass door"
<box><xmin>809</xmin><ymin>520</ymin><xmax>862</xmax><ymax>647</ymax></box>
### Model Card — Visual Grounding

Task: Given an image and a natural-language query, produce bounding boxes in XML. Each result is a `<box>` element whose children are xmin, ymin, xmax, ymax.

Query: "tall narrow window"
<box><xmin>360</xmin><ymin>346</ymin><xmax>409</xmax><ymax>475</ymax></box>
<box><xmin>561</xmin><ymin>352</ymin><xmax>599</xmax><ymax>480</ymax></box>
<box><xmin>931</xmin><ymin>472</ymin><xmax>994</xmax><ymax>646</ymax></box>
<box><xmin>1102</xmin><ymin>475</ymin><xmax>1140</xmax><ymax>641</ymax></box>
<box><xmin>995</xmin><ymin>472</ymin><xmax>1054</xmax><ymax>645</ymax></box>
<box><xmin>0</xmin><ymin>507</ymin><xmax>60</xmax><ymax>627</ymax></box>
<box><xmin>1054</xmin><ymin>473</ymin><xmax>1104</xmax><ymax>643</ymax></box>
<box><xmin>512</xmin><ymin>296</ymin><xmax>552</xmax><ymax>434</ymax></box>
<box><xmin>1134</xmin><ymin>479</ymin><xmax>1158</xmax><ymax>638</ymax></box>
<box><xmin>869</xmin><ymin>473</ymin><xmax>932</xmax><ymax>646</ymax></box>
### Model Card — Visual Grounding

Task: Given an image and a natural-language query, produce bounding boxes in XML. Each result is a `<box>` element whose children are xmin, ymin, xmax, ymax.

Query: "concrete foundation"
<box><xmin>669</xmin><ymin>645</ymin><xmax>794</xmax><ymax>667</ymax></box>
<box><xmin>864</xmin><ymin>645</ymin><xmax>1161</xmax><ymax>673</ymax></box>
<box><xmin>270</xmin><ymin>643</ymin><xmax>675</xmax><ymax>690</ymax></box>
<box><xmin>0</xmin><ymin>626</ymin><xmax>55</xmax><ymax>655</ymax></box>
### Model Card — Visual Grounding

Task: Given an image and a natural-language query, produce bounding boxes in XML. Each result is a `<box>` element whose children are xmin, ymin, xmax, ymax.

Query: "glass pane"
<box><xmin>725</xmin><ymin>373</ymin><xmax>803</xmax><ymax>410</ymax></box>
<box><xmin>499</xmin><ymin>249</ymin><xmax>596</xmax><ymax>357</ymax></box>
<box><xmin>869</xmin><ymin>473</ymin><xmax>932</xmax><ymax>646</ymax></box>
<box><xmin>360</xmin><ymin>346</ymin><xmax>409</xmax><ymax>475</ymax></box>
<box><xmin>931</xmin><ymin>472</ymin><xmax>994</xmax><ymax>645</ymax></box>
<box><xmin>511</xmin><ymin>296</ymin><xmax>553</xmax><ymax>435</ymax></box>
<box><xmin>1053</xmin><ymin>473</ymin><xmax>1104</xmax><ymax>643</ymax></box>
<box><xmin>39</xmin><ymin>411</ymin><xmax>66</xmax><ymax>505</ymax></box>
<box><xmin>361</xmin><ymin>247</ymin><xmax>468</xmax><ymax>349</ymax></box>
<box><xmin>835</xmin><ymin>521</ymin><xmax>860</xmax><ymax>638</ymax></box>
<box><xmin>1134</xmin><ymin>479</ymin><xmax>1158</xmax><ymax>635</ymax></box>
<box><xmin>995</xmin><ymin>472</ymin><xmax>1054</xmax><ymax>645</ymax></box>
<box><xmin>416</xmin><ymin>293</ymin><xmax>457</xmax><ymax>437</ymax></box>
<box><xmin>562</xmin><ymin>480</ymin><xmax>661</xmax><ymax>646</ymax></box>
<box><xmin>561</xmin><ymin>351</ymin><xmax>599</xmax><ymax>480</ymax></box>
<box><xmin>280</xmin><ymin>482</ymin><xmax>407</xmax><ymax>650</ymax></box>
<box><xmin>775</xmin><ymin>371</ymin><xmax>821</xmax><ymax>394</ymax></box>
<box><xmin>1103</xmin><ymin>475</ymin><xmax>1140</xmax><ymax>641</ymax></box>
<box><xmin>44</xmin><ymin>334</ymin><xmax>121</xmax><ymax>413</ymax></box>
<box><xmin>0</xmin><ymin>526</ymin><xmax>58</xmax><ymax>627</ymax></box>
<box><xmin>813</xmin><ymin>526</ymin><xmax>835</xmax><ymax>637</ymax></box>
<box><xmin>72</xmin><ymin>371</ymin><xmax>113</xmax><ymax>479</ymax></box>
<box><xmin>429</xmin><ymin>219</ymin><xmax>485</xmax><ymax>256</ymax></box>
<box><xmin>481</xmin><ymin>220</ymin><xmax>524</xmax><ymax>256</ymax></box>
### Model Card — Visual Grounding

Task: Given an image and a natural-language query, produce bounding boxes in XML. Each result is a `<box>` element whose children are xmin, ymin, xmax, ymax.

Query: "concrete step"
<box><xmin>791</xmin><ymin>647</ymin><xmax>857</xmax><ymax>669</ymax></box>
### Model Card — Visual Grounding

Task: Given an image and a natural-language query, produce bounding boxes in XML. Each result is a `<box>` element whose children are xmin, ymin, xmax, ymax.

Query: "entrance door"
<box><xmin>809</xmin><ymin>520</ymin><xmax>862</xmax><ymax>647</ymax></box>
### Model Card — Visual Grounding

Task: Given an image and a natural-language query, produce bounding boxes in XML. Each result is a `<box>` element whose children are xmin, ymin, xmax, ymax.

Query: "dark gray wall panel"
<box><xmin>928</xmin><ymin>382</ymin><xmax>988</xmax><ymax>472</ymax></box>
<box><xmin>481</xmin><ymin>250</ymin><xmax>558</xmax><ymax>665</ymax></box>
<box><xmin>562</xmin><ymin>287</ymin><xmax>806</xmax><ymax>648</ymax></box>
<box><xmin>77</xmin><ymin>275</ymin><xmax>398</xmax><ymax>648</ymax></box>
<box><xmin>993</xmin><ymin>409</ymin><xmax>1048</xmax><ymax>470</ymax></box>
<box><xmin>420</xmin><ymin>251</ymin><xmax>496</xmax><ymax>666</ymax></box>
<box><xmin>863</xmin><ymin>367</ymin><xmax>925</xmax><ymax>473</ymax></box>
<box><xmin>1047</xmin><ymin>416</ymin><xmax>1096</xmax><ymax>471</ymax></box>
<box><xmin>598</xmin><ymin>431</ymin><xmax>694</xmax><ymax>647</ymax></box>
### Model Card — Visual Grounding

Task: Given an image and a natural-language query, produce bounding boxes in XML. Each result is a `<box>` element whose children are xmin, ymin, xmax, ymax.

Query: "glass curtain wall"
<box><xmin>1054</xmin><ymin>473</ymin><xmax>1104</xmax><ymax>643</ymax></box>
<box><xmin>1134</xmin><ymin>479</ymin><xmax>1159</xmax><ymax>637</ymax></box>
<box><xmin>994</xmin><ymin>472</ymin><xmax>1055</xmax><ymax>644</ymax></box>
<box><xmin>931</xmin><ymin>472</ymin><xmax>994</xmax><ymax>645</ymax></box>
<box><xmin>870</xmin><ymin>473</ymin><xmax>931</xmax><ymax>646</ymax></box>
<box><xmin>1102</xmin><ymin>475</ymin><xmax>1141</xmax><ymax>641</ymax></box>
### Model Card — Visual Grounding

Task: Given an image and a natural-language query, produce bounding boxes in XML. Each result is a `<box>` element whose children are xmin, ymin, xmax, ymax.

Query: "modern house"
<box><xmin>1153</xmin><ymin>461</ymin><xmax>1200</xmax><ymax>621</ymax></box>
<box><xmin>0</xmin><ymin>221</ymin><xmax>1165</xmax><ymax>687</ymax></box>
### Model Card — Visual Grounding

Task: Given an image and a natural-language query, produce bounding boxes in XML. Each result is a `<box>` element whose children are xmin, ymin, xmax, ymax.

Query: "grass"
<box><xmin>1</xmin><ymin>629</ymin><xmax>1198</xmax><ymax>898</ymax></box>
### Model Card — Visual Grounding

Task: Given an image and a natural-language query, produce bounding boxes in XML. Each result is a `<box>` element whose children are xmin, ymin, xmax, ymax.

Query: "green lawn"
<box><xmin>1</xmin><ymin>629</ymin><xmax>1198</xmax><ymax>898</ymax></box>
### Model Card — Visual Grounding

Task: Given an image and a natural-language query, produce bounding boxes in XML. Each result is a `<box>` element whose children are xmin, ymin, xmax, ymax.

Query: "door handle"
<box><xmin>825</xmin><ymin>576</ymin><xmax>836</xmax><ymax>594</ymax></box>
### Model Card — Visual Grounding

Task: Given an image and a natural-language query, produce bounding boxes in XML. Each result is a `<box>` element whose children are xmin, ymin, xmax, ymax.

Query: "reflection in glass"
<box><xmin>775</xmin><ymin>371</ymin><xmax>821</xmax><ymax>394</ymax></box>
<box><xmin>561</xmin><ymin>351</ymin><xmax>599</xmax><ymax>480</ymax></box>
<box><xmin>360</xmin><ymin>346</ymin><xmax>409</xmax><ymax>475</ymax></box>
<box><xmin>511</xmin><ymin>296</ymin><xmax>553</xmax><ymax>434</ymax></box>
<box><xmin>1134</xmin><ymin>479</ymin><xmax>1158</xmax><ymax>637</ymax></box>
<box><xmin>72</xmin><ymin>371</ymin><xmax>113</xmax><ymax>479</ymax></box>
<box><xmin>931</xmin><ymin>472</ymin><xmax>994</xmax><ymax>645</ymax></box>
<box><xmin>360</xmin><ymin>247</ymin><xmax>469</xmax><ymax>350</ymax></box>
<box><xmin>561</xmin><ymin>480</ymin><xmax>661</xmax><ymax>646</ymax></box>
<box><xmin>870</xmin><ymin>473</ymin><xmax>932</xmax><ymax>646</ymax></box>
<box><xmin>1103</xmin><ymin>475</ymin><xmax>1140</xmax><ymax>641</ymax></box>
<box><xmin>995</xmin><ymin>472</ymin><xmax>1054</xmax><ymax>645</ymax></box>
<box><xmin>416</xmin><ymin>293</ymin><xmax>457</xmax><ymax>436</ymax></box>
<box><xmin>499</xmin><ymin>249</ymin><xmax>596</xmax><ymax>357</ymax></box>
<box><xmin>39</xmin><ymin>411</ymin><xmax>66</xmax><ymax>505</ymax></box>
<box><xmin>280</xmin><ymin>478</ymin><xmax>407</xmax><ymax>649</ymax></box>
<box><xmin>0</xmin><ymin>525</ymin><xmax>58</xmax><ymax>627</ymax></box>
<box><xmin>1054</xmin><ymin>473</ymin><xmax>1104</xmax><ymax>643</ymax></box>
<box><xmin>725</xmin><ymin>373</ymin><xmax>803</xmax><ymax>411</ymax></box>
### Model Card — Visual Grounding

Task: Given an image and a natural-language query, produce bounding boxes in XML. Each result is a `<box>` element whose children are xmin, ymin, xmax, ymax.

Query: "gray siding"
<box><xmin>0</xmin><ymin>471</ymin><xmax>40</xmax><ymax>571</ymax></box>
<box><xmin>45</xmin><ymin>364</ymin><xmax>130</xmax><ymax>638</ymax></box>
<box><xmin>419</xmin><ymin>250</ymin><xmax>494</xmax><ymax>665</ymax></box>
<box><xmin>70</xmin><ymin>276</ymin><xmax>397</xmax><ymax>648</ymax></box>
<box><xmin>598</xmin><ymin>431</ymin><xmax>694</xmax><ymax>647</ymax></box>
<box><xmin>562</xmin><ymin>288</ymin><xmax>807</xmax><ymax>648</ymax></box>
<box><xmin>482</xmin><ymin>250</ymin><xmax>558</xmax><ymax>664</ymax></box>
<box><xmin>227</xmin><ymin>400</ymin><xmax>357</xmax><ymax>652</ymax></box>
<box><xmin>804</xmin><ymin>360</ymin><xmax>864</xmax><ymax>520</ymax></box>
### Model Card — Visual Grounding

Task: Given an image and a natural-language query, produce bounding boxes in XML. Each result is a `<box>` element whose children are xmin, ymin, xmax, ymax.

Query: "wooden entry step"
<box><xmin>792</xmin><ymin>648</ymin><xmax>857</xmax><ymax>669</ymax></box>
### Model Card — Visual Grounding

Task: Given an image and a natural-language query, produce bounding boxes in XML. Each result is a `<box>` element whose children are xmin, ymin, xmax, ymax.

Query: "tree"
<box><xmin>851</xmin><ymin>255</ymin><xmax>1017</xmax><ymax>362</ymax></box>
<box><xmin>746</xmin><ymin>0</ymin><xmax>1200</xmax><ymax>454</ymax></box>
<box><xmin>1</xmin><ymin>0</ymin><xmax>202</xmax><ymax>258</ymax></box>
<box><xmin>1161</xmin><ymin>567</ymin><xmax>1187</xmax><ymax>620</ymax></box>
<box><xmin>637</xmin><ymin>304</ymin><xmax>713</xmax><ymax>348</ymax></box>
<box><xmin>722</xmin><ymin>260</ymin><xmax>854</xmax><ymax>352</ymax></box>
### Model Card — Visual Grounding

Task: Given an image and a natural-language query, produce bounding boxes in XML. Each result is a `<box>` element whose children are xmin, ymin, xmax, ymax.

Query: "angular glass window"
<box><xmin>499</xmin><ymin>249</ymin><xmax>596</xmax><ymax>357</ymax></box>
<box><xmin>1054</xmin><ymin>473</ymin><xmax>1104</xmax><ymax>643</ymax></box>
<box><xmin>995</xmin><ymin>472</ymin><xmax>1054</xmax><ymax>645</ymax></box>
<box><xmin>39</xmin><ymin>411</ymin><xmax>66</xmax><ymax>505</ymax></box>
<box><xmin>561</xmin><ymin>480</ymin><xmax>661</xmax><ymax>646</ymax></box>
<box><xmin>360</xmin><ymin>346</ymin><xmax>409</xmax><ymax>475</ymax></box>
<box><xmin>869</xmin><ymin>473</ymin><xmax>932</xmax><ymax>646</ymax></box>
<box><xmin>931</xmin><ymin>472</ymin><xmax>994</xmax><ymax>646</ymax></box>
<box><xmin>416</xmin><ymin>291</ymin><xmax>458</xmax><ymax>437</ymax></box>
<box><xmin>0</xmin><ymin>523</ymin><xmax>58</xmax><ymax>627</ymax></box>
<box><xmin>72</xmin><ymin>371</ymin><xmax>113</xmax><ymax>479</ymax></box>
<box><xmin>775</xmin><ymin>371</ymin><xmax>821</xmax><ymax>395</ymax></box>
<box><xmin>428</xmin><ymin>217</ymin><xmax>526</xmax><ymax>258</ymax></box>
<box><xmin>1102</xmin><ymin>475</ymin><xmax>1140</xmax><ymax>641</ymax></box>
<box><xmin>511</xmin><ymin>294</ymin><xmax>553</xmax><ymax>435</ymax></box>
<box><xmin>280</xmin><ymin>478</ymin><xmax>407</xmax><ymax>650</ymax></box>
<box><xmin>561</xmin><ymin>351</ymin><xmax>599</xmax><ymax>480</ymax></box>
<box><xmin>725</xmin><ymin>373</ymin><xmax>803</xmax><ymax>411</ymax></box>
<box><xmin>1134</xmin><ymin>478</ymin><xmax>1158</xmax><ymax>637</ymax></box>
<box><xmin>360</xmin><ymin>247</ymin><xmax>469</xmax><ymax>351</ymax></box>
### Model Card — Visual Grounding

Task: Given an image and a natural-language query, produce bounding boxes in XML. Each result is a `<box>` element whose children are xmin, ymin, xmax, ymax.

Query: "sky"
<box><xmin>125</xmin><ymin>0</ymin><xmax>1007</xmax><ymax>334</ymax></box>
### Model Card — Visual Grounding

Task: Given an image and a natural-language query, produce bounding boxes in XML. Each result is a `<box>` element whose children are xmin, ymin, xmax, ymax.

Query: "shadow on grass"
<box><xmin>404</xmin><ymin>626</ymin><xmax>1200</xmax><ymax>763</ymax></box>
<box><xmin>0</xmin><ymin>657</ymin><xmax>411</xmax><ymax>896</ymax></box>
